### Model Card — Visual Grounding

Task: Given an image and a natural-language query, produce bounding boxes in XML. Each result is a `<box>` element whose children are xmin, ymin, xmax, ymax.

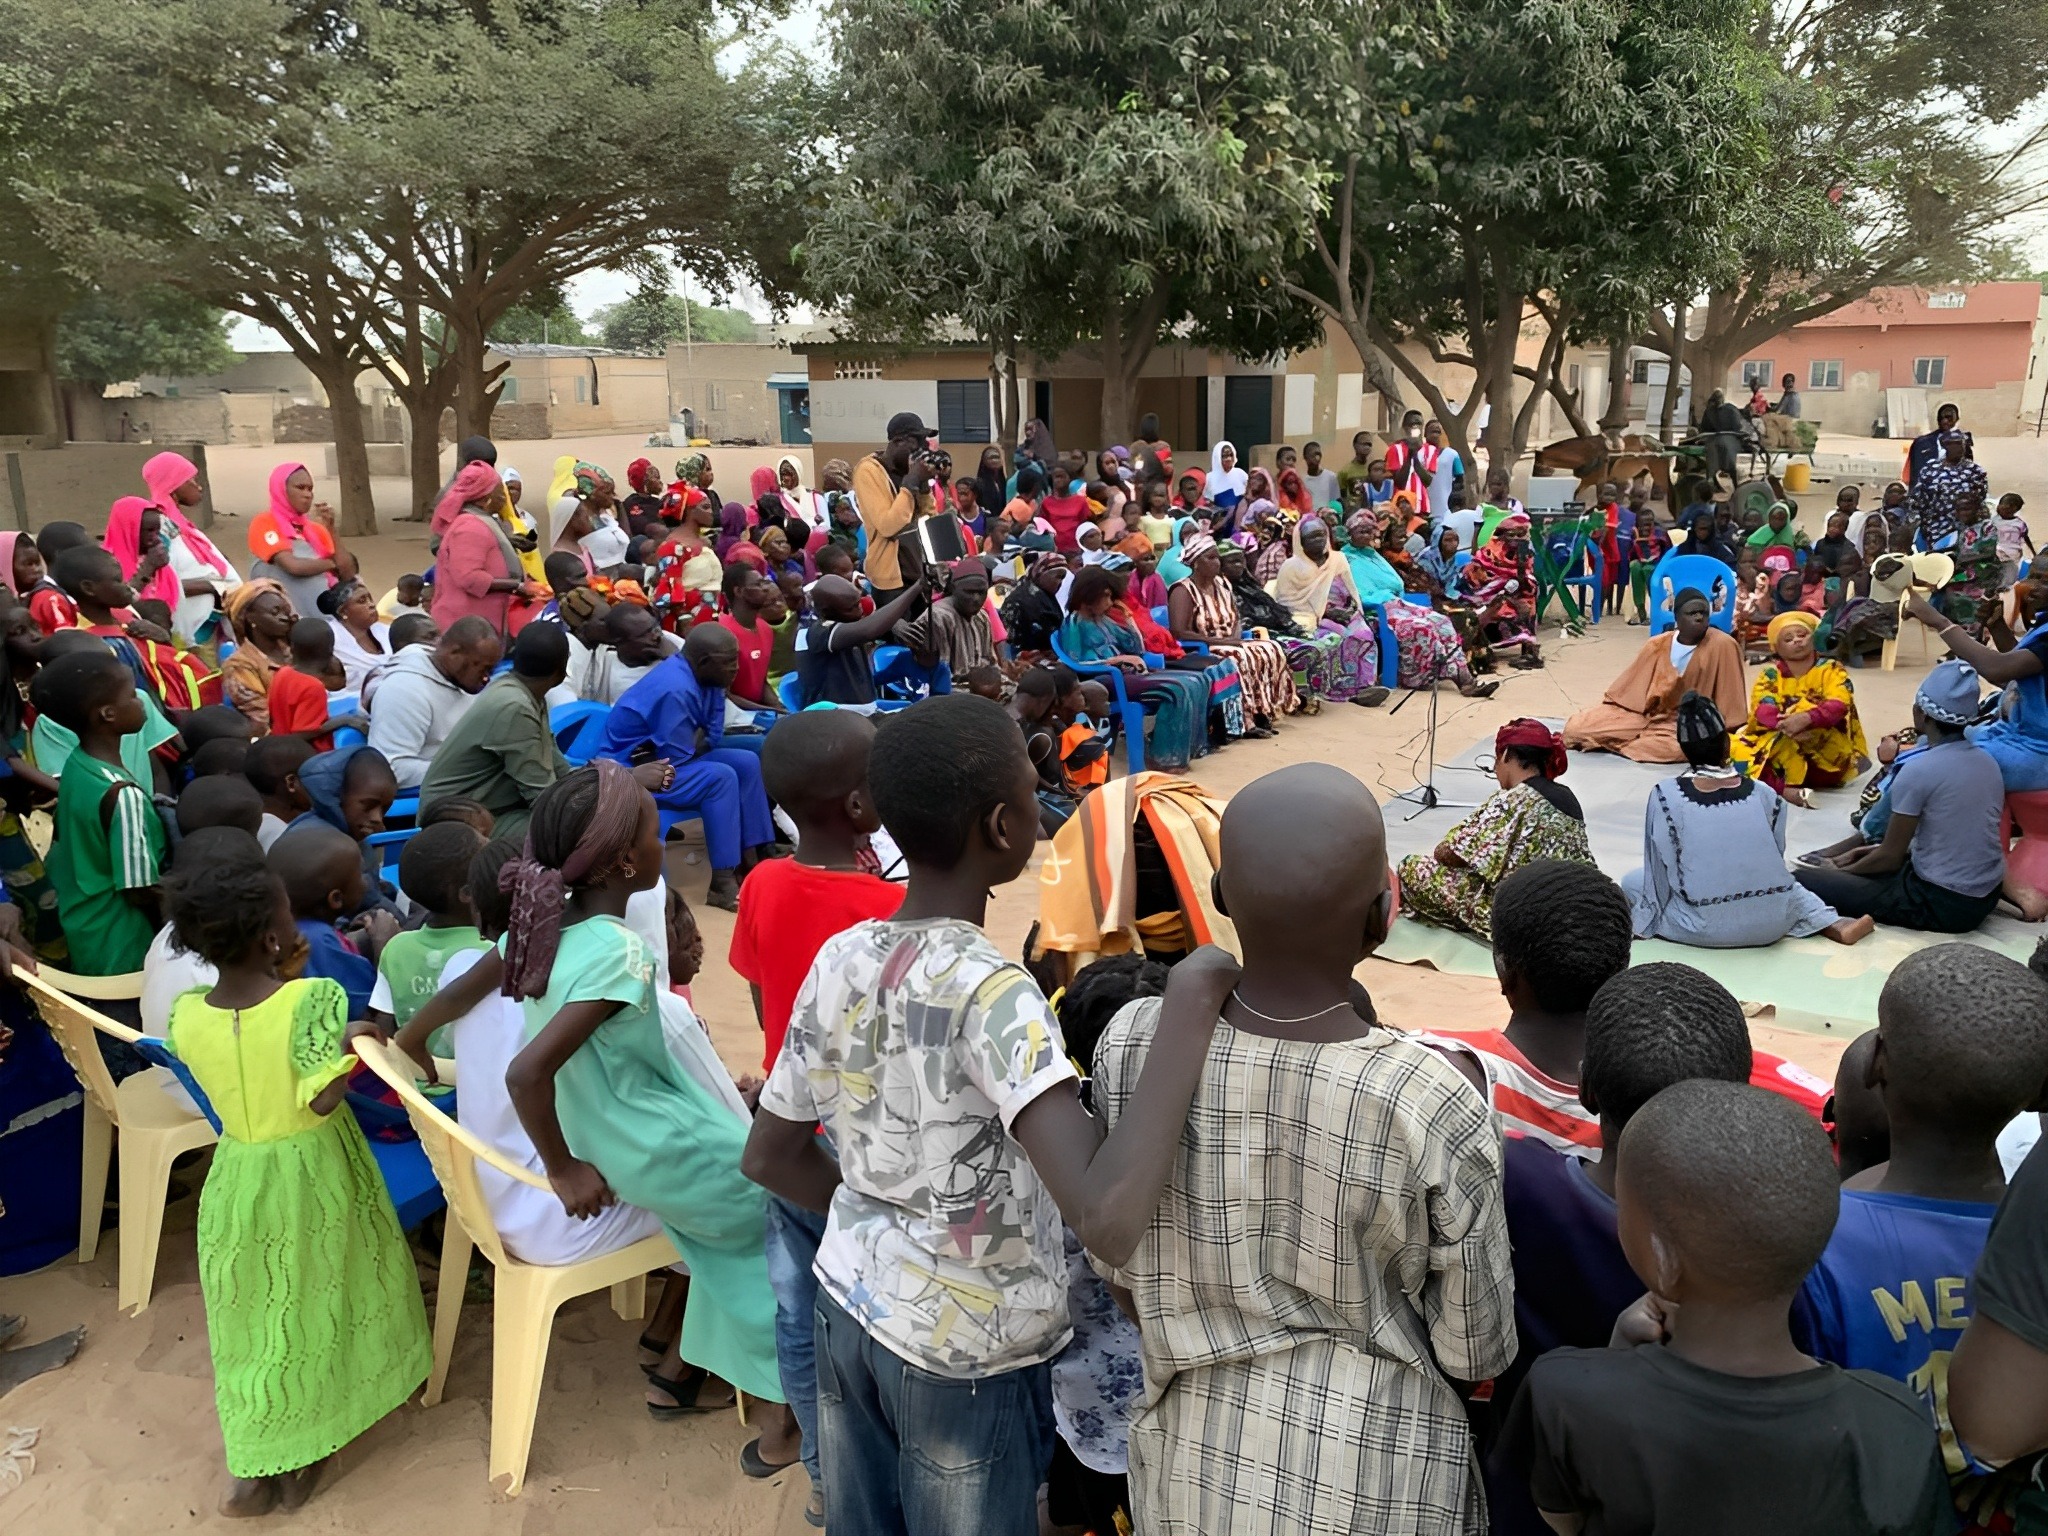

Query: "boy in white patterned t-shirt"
<box><xmin>743</xmin><ymin>695</ymin><xmax>1226</xmax><ymax>1536</ymax></box>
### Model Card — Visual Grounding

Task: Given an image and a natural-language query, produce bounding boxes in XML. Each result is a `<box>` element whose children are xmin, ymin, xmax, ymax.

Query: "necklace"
<box><xmin>1229</xmin><ymin>988</ymin><xmax>1353</xmax><ymax>1027</ymax></box>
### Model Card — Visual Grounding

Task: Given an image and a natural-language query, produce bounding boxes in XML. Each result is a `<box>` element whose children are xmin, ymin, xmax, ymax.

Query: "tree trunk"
<box><xmin>1599</xmin><ymin>337</ymin><xmax>1631</xmax><ymax>438</ymax></box>
<box><xmin>1686</xmin><ymin>336</ymin><xmax>1741</xmax><ymax>426</ymax></box>
<box><xmin>1098</xmin><ymin>300</ymin><xmax>1131</xmax><ymax>449</ymax></box>
<box><xmin>306</xmin><ymin>356</ymin><xmax>378</xmax><ymax>538</ymax></box>
<box><xmin>450</xmin><ymin>309</ymin><xmax>499</xmax><ymax>444</ymax></box>
<box><xmin>1658</xmin><ymin>301</ymin><xmax>1688</xmax><ymax>440</ymax></box>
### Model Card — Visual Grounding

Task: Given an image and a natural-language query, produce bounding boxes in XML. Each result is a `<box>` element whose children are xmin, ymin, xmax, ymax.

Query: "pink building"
<box><xmin>1733</xmin><ymin>282</ymin><xmax>2048</xmax><ymax>437</ymax></box>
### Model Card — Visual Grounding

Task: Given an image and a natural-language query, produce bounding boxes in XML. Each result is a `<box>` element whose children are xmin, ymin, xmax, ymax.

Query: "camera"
<box><xmin>920</xmin><ymin>448</ymin><xmax>953</xmax><ymax>478</ymax></box>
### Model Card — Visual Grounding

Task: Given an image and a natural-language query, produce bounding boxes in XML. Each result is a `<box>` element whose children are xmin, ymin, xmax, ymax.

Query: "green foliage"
<box><xmin>56</xmin><ymin>287</ymin><xmax>238</xmax><ymax>388</ymax></box>
<box><xmin>590</xmin><ymin>287</ymin><xmax>759</xmax><ymax>350</ymax></box>
<box><xmin>493</xmin><ymin>290</ymin><xmax>595</xmax><ymax>347</ymax></box>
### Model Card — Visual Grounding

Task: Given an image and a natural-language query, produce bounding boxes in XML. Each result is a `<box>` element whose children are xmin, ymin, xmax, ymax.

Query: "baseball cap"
<box><xmin>886</xmin><ymin>412</ymin><xmax>932</xmax><ymax>441</ymax></box>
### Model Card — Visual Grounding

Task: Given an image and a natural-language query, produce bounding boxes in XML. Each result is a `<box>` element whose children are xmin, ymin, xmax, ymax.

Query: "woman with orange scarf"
<box><xmin>249</xmin><ymin>463</ymin><xmax>356</xmax><ymax>618</ymax></box>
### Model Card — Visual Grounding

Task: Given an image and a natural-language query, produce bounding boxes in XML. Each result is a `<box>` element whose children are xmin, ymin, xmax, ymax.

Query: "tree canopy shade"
<box><xmin>56</xmin><ymin>288</ymin><xmax>238</xmax><ymax>391</ymax></box>
<box><xmin>592</xmin><ymin>286</ymin><xmax>760</xmax><ymax>351</ymax></box>
<box><xmin>805</xmin><ymin>0</ymin><xmax>1321</xmax><ymax>449</ymax></box>
<box><xmin>1639</xmin><ymin>0</ymin><xmax>2048</xmax><ymax>423</ymax></box>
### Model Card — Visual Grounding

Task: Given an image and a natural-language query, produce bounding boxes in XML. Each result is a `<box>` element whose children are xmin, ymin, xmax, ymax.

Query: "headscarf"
<box><xmin>1156</xmin><ymin>518</ymin><xmax>1199</xmax><ymax>586</ymax></box>
<box><xmin>1020</xmin><ymin>419</ymin><xmax>1057</xmax><ymax>470</ymax></box>
<box><xmin>715</xmin><ymin>501</ymin><xmax>753</xmax><ymax>561</ymax></box>
<box><xmin>433</xmin><ymin>461</ymin><xmax>504</xmax><ymax>536</ymax></box>
<box><xmin>1766</xmin><ymin>609</ymin><xmax>1819</xmax><ymax>649</ymax></box>
<box><xmin>1273</xmin><ymin>517</ymin><xmax>1360</xmax><ymax>626</ymax></box>
<box><xmin>145</xmin><ymin>451</ymin><xmax>234</xmax><ymax>580</ymax></box>
<box><xmin>674</xmin><ymin>453</ymin><xmax>709</xmax><ymax>483</ymax></box>
<box><xmin>1208</xmin><ymin>441</ymin><xmax>1249</xmax><ymax>504</ymax></box>
<box><xmin>1175</xmin><ymin>467</ymin><xmax>1208</xmax><ymax>508</ymax></box>
<box><xmin>1346</xmin><ymin>509</ymin><xmax>1381</xmax><ymax>546</ymax></box>
<box><xmin>502</xmin><ymin>466</ymin><xmax>522</xmax><ymax>489</ymax></box>
<box><xmin>626</xmin><ymin>458</ymin><xmax>658</xmax><ymax>495</ymax></box>
<box><xmin>263</xmin><ymin>461</ymin><xmax>334</xmax><ymax>555</ymax></box>
<box><xmin>102</xmin><ymin>496</ymin><xmax>182</xmax><ymax>610</ymax></box>
<box><xmin>775</xmin><ymin>456</ymin><xmax>811</xmax><ymax>522</ymax></box>
<box><xmin>749</xmin><ymin>465</ymin><xmax>780</xmax><ymax>505</ymax></box>
<box><xmin>546</xmin><ymin>455</ymin><xmax>581</xmax><ymax>508</ymax></box>
<box><xmin>1116</xmin><ymin>532</ymin><xmax>1155</xmax><ymax>561</ymax></box>
<box><xmin>1180</xmin><ymin>531</ymin><xmax>1218</xmax><ymax>566</ymax></box>
<box><xmin>1243</xmin><ymin>467</ymin><xmax>1277</xmax><ymax>509</ymax></box>
<box><xmin>499</xmin><ymin>759</ymin><xmax>647</xmax><ymax>1002</ymax></box>
<box><xmin>0</xmin><ymin>531</ymin><xmax>22</xmax><ymax>596</ymax></box>
<box><xmin>1495</xmin><ymin>719</ymin><xmax>1567</xmax><ymax>779</ymax></box>
<box><xmin>1275</xmin><ymin>467</ymin><xmax>1313</xmax><ymax>516</ymax></box>
<box><xmin>225</xmin><ymin>578</ymin><xmax>287</xmax><ymax>641</ymax></box>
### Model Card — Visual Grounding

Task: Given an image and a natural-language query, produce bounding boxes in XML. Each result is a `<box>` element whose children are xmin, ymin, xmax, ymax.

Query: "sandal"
<box><xmin>740</xmin><ymin>1436</ymin><xmax>802</xmax><ymax>1479</ymax></box>
<box><xmin>646</xmin><ymin>1367</ymin><xmax>736</xmax><ymax>1420</ymax></box>
<box><xmin>1461</xmin><ymin>680</ymin><xmax>1501</xmax><ymax>700</ymax></box>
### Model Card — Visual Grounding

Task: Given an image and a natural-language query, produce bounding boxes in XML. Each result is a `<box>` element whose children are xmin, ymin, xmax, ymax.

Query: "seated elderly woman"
<box><xmin>1397</xmin><ymin>720</ymin><xmax>1593</xmax><ymax>939</ymax></box>
<box><xmin>1565</xmin><ymin>586</ymin><xmax>1748</xmax><ymax>762</ymax></box>
<box><xmin>1340</xmin><ymin>510</ymin><xmax>1497</xmax><ymax>698</ymax></box>
<box><xmin>1624</xmin><ymin>692</ymin><xmax>1873</xmax><ymax>948</ymax></box>
<box><xmin>1166</xmin><ymin>531</ymin><xmax>1300</xmax><ymax>730</ymax></box>
<box><xmin>1218</xmin><ymin>539</ymin><xmax>1348</xmax><ymax>713</ymax></box>
<box><xmin>1730</xmin><ymin>609</ymin><xmax>1869</xmax><ymax>805</ymax></box>
<box><xmin>1271</xmin><ymin>515</ymin><xmax>1390</xmax><ymax>707</ymax></box>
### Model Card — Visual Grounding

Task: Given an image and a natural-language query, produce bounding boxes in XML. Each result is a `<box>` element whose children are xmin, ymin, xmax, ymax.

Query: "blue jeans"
<box><xmin>766</xmin><ymin>1196</ymin><xmax>827</xmax><ymax>1488</ymax></box>
<box><xmin>814</xmin><ymin>1292</ymin><xmax>1054</xmax><ymax>1536</ymax></box>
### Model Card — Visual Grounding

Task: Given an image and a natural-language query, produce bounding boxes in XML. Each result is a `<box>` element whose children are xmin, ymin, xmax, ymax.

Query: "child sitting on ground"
<box><xmin>162</xmin><ymin>831</ymin><xmax>429</xmax><ymax>1517</ymax></box>
<box><xmin>727</xmin><ymin>710</ymin><xmax>904</xmax><ymax>1518</ymax></box>
<box><xmin>744</xmin><ymin>696</ymin><xmax>1228</xmax><ymax>1535</ymax></box>
<box><xmin>1481</xmin><ymin>961</ymin><xmax>1755</xmax><ymax>1536</ymax></box>
<box><xmin>1421</xmin><ymin>860</ymin><xmax>1828</xmax><ymax>1147</ymax></box>
<box><xmin>1502</xmin><ymin>1079</ymin><xmax>1949</xmax><ymax>1534</ymax></box>
<box><xmin>364</xmin><ymin>822</ymin><xmax>486</xmax><ymax>1051</ymax></box>
<box><xmin>44</xmin><ymin>647</ymin><xmax>167</xmax><ymax>981</ymax></box>
<box><xmin>244</xmin><ymin>735</ymin><xmax>314</xmax><ymax>851</ymax></box>
<box><xmin>1793</xmin><ymin>944</ymin><xmax>2048</xmax><ymax>1530</ymax></box>
<box><xmin>265</xmin><ymin>618</ymin><xmax>350</xmax><ymax>751</ymax></box>
<box><xmin>269</xmin><ymin>820</ymin><xmax>397</xmax><ymax>1018</ymax></box>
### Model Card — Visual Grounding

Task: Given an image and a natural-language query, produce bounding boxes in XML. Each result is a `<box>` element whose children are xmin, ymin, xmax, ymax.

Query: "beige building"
<box><xmin>488</xmin><ymin>344</ymin><xmax>669</xmax><ymax>436</ymax></box>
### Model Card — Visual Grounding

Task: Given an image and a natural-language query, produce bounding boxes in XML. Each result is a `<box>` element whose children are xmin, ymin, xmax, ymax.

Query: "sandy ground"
<box><xmin>0</xmin><ymin>431</ymin><xmax>2019</xmax><ymax>1532</ymax></box>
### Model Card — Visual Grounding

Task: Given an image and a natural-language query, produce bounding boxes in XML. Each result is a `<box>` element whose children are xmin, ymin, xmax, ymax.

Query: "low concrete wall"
<box><xmin>2</xmin><ymin>442</ymin><xmax>216</xmax><ymax>532</ymax></box>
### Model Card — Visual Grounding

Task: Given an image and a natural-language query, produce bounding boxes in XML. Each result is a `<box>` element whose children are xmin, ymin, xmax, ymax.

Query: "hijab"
<box><xmin>1020</xmin><ymin>419</ymin><xmax>1058</xmax><ymax>472</ymax></box>
<box><xmin>500</xmin><ymin>760</ymin><xmax>646</xmax><ymax>1001</ymax></box>
<box><xmin>1273</xmin><ymin>517</ymin><xmax>1360</xmax><ymax>625</ymax></box>
<box><xmin>264</xmin><ymin>461</ymin><xmax>336</xmax><ymax>557</ymax></box>
<box><xmin>435</xmin><ymin>461</ymin><xmax>504</xmax><ymax>536</ymax></box>
<box><xmin>1155</xmin><ymin>517</ymin><xmax>1200</xmax><ymax>586</ymax></box>
<box><xmin>749</xmin><ymin>464</ymin><xmax>780</xmax><ymax>506</ymax></box>
<box><xmin>972</xmin><ymin>449</ymin><xmax>1008</xmax><ymax>516</ymax></box>
<box><xmin>1208</xmin><ymin>442</ymin><xmax>1249</xmax><ymax>504</ymax></box>
<box><xmin>1276</xmin><ymin>467</ymin><xmax>1313</xmax><ymax>516</ymax></box>
<box><xmin>225</xmin><ymin>577</ymin><xmax>287</xmax><ymax>643</ymax></box>
<box><xmin>138</xmin><ymin>452</ymin><xmax>230</xmax><ymax>579</ymax></box>
<box><xmin>1496</xmin><ymin>719</ymin><xmax>1568</xmax><ymax>779</ymax></box>
<box><xmin>0</xmin><ymin>531</ymin><xmax>22</xmax><ymax>597</ymax></box>
<box><xmin>102</xmin><ymin>496</ymin><xmax>182</xmax><ymax>611</ymax></box>
<box><xmin>775</xmin><ymin>455</ymin><xmax>811</xmax><ymax>523</ymax></box>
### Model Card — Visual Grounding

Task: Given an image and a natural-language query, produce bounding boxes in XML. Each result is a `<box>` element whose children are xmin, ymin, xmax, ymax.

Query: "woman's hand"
<box><xmin>311</xmin><ymin>500</ymin><xmax>337</xmax><ymax>529</ymax></box>
<box><xmin>1114</xmin><ymin>655</ymin><xmax>1147</xmax><ymax>672</ymax></box>
<box><xmin>138</xmin><ymin>545</ymin><xmax>169</xmax><ymax>578</ymax></box>
<box><xmin>550</xmin><ymin>1158</ymin><xmax>616</xmax><ymax>1219</ymax></box>
<box><xmin>1780</xmin><ymin>710</ymin><xmax>1814</xmax><ymax>737</ymax></box>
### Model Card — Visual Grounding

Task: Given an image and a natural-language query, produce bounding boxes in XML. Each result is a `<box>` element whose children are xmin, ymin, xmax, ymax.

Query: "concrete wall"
<box><xmin>2</xmin><ymin>442</ymin><xmax>216</xmax><ymax>533</ymax></box>
<box><xmin>0</xmin><ymin>313</ymin><xmax>61</xmax><ymax>445</ymax></box>
<box><xmin>665</xmin><ymin>342</ymin><xmax>789</xmax><ymax>445</ymax></box>
<box><xmin>1733</xmin><ymin>319</ymin><xmax>2038</xmax><ymax>435</ymax></box>
<box><xmin>492</xmin><ymin>353</ymin><xmax>670</xmax><ymax>435</ymax></box>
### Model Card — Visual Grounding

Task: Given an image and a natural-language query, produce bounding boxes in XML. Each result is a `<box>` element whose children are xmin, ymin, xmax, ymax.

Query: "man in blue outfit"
<box><xmin>599</xmin><ymin>624</ymin><xmax>782</xmax><ymax>911</ymax></box>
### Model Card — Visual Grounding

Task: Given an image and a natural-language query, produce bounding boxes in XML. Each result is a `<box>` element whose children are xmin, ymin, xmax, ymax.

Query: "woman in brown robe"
<box><xmin>1564</xmin><ymin>587</ymin><xmax>1747</xmax><ymax>762</ymax></box>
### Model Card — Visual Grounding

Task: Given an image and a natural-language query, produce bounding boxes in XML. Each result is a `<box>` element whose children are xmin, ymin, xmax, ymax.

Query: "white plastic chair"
<box><xmin>25</xmin><ymin>967</ymin><xmax>218</xmax><ymax>1313</ymax></box>
<box><xmin>352</xmin><ymin>1036</ymin><xmax>737</xmax><ymax>1494</ymax></box>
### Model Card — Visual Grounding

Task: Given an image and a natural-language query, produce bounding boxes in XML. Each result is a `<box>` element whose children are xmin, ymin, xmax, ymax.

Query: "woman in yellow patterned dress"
<box><xmin>1731</xmin><ymin>610</ymin><xmax>1869</xmax><ymax>806</ymax></box>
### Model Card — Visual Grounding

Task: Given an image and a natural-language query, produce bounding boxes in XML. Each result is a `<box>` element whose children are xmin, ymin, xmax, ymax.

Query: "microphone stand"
<box><xmin>1387</xmin><ymin>607</ymin><xmax>1486</xmax><ymax>820</ymax></box>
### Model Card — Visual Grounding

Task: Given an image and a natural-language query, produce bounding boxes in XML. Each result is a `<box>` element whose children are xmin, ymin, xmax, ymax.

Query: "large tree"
<box><xmin>1249</xmin><ymin>0</ymin><xmax>1769</xmax><ymax>467</ymax></box>
<box><xmin>1641</xmin><ymin>0</ymin><xmax>2048</xmax><ymax>416</ymax></box>
<box><xmin>56</xmin><ymin>287</ymin><xmax>238</xmax><ymax>390</ymax></box>
<box><xmin>806</xmin><ymin>0</ymin><xmax>1321</xmax><ymax>448</ymax></box>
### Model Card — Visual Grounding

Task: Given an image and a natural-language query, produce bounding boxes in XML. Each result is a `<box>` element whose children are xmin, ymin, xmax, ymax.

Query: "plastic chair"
<box><xmin>547</xmin><ymin>700</ymin><xmax>611</xmax><ymax>766</ymax></box>
<box><xmin>1646</xmin><ymin>552</ymin><xmax>1739</xmax><ymax>635</ymax></box>
<box><xmin>1049</xmin><ymin>629</ymin><xmax>1153</xmax><ymax>774</ymax></box>
<box><xmin>1541</xmin><ymin>536</ymin><xmax>1604</xmax><ymax>626</ymax></box>
<box><xmin>351</xmin><ymin>1037</ymin><xmax>726</xmax><ymax>1496</ymax></box>
<box><xmin>1359</xmin><ymin>605</ymin><xmax>1401</xmax><ymax>687</ymax></box>
<box><xmin>1880</xmin><ymin>595</ymin><xmax>1938</xmax><ymax>672</ymax></box>
<box><xmin>365</xmin><ymin>825</ymin><xmax>418</xmax><ymax>881</ymax></box>
<box><xmin>25</xmin><ymin>967</ymin><xmax>217</xmax><ymax>1314</ymax></box>
<box><xmin>777</xmin><ymin>672</ymin><xmax>805</xmax><ymax>713</ymax></box>
<box><xmin>328</xmin><ymin>692</ymin><xmax>366</xmax><ymax>751</ymax></box>
<box><xmin>871</xmin><ymin>645</ymin><xmax>952</xmax><ymax>701</ymax></box>
<box><xmin>2002</xmin><ymin>792</ymin><xmax>2048</xmax><ymax>905</ymax></box>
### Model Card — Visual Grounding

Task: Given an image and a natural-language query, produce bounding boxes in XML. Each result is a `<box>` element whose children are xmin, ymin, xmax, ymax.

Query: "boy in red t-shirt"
<box><xmin>727</xmin><ymin>708</ymin><xmax>902</xmax><ymax>1517</ymax></box>
<box><xmin>265</xmin><ymin>617</ymin><xmax>348</xmax><ymax>750</ymax></box>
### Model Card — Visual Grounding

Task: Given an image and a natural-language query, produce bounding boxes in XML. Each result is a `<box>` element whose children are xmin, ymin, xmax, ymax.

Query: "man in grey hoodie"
<box><xmin>365</xmin><ymin>615</ymin><xmax>501</xmax><ymax>788</ymax></box>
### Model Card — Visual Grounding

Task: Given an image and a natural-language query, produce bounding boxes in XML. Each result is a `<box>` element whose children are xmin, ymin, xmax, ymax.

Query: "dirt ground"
<box><xmin>0</xmin><ymin>431</ymin><xmax>2018</xmax><ymax>1533</ymax></box>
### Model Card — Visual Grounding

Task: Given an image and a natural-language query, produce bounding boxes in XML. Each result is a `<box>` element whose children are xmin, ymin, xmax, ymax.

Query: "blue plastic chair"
<box><xmin>777</xmin><ymin>673</ymin><xmax>805</xmax><ymax>712</ymax></box>
<box><xmin>1358</xmin><ymin>605</ymin><xmax>1401</xmax><ymax>687</ymax></box>
<box><xmin>1049</xmin><ymin>629</ymin><xmax>1153</xmax><ymax>774</ymax></box>
<box><xmin>365</xmin><ymin>825</ymin><xmax>417</xmax><ymax>881</ymax></box>
<box><xmin>871</xmin><ymin>645</ymin><xmax>952</xmax><ymax>701</ymax></box>
<box><xmin>548</xmin><ymin>700</ymin><xmax>611</xmax><ymax>766</ymax></box>
<box><xmin>1646</xmin><ymin>552</ymin><xmax>1739</xmax><ymax>635</ymax></box>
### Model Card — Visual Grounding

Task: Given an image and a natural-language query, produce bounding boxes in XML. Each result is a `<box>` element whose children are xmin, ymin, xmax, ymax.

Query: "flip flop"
<box><xmin>739</xmin><ymin>1436</ymin><xmax>801</xmax><ymax>1480</ymax></box>
<box><xmin>646</xmin><ymin>1368</ymin><xmax>735</xmax><ymax>1420</ymax></box>
<box><xmin>1463</xmin><ymin>680</ymin><xmax>1502</xmax><ymax>700</ymax></box>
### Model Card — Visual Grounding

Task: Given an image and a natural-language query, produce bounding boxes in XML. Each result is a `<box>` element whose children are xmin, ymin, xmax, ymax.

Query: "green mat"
<box><xmin>1378</xmin><ymin>728</ymin><xmax>2041</xmax><ymax>1033</ymax></box>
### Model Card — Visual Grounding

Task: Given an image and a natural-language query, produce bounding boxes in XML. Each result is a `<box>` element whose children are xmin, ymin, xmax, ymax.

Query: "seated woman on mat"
<box><xmin>1792</xmin><ymin>659</ymin><xmax>2007</xmax><ymax>934</ymax></box>
<box><xmin>1728</xmin><ymin>609</ymin><xmax>1867</xmax><ymax>805</ymax></box>
<box><xmin>1397</xmin><ymin>719</ymin><xmax>1593</xmax><ymax>940</ymax></box>
<box><xmin>1623</xmin><ymin>691</ymin><xmax>1873</xmax><ymax>949</ymax></box>
<box><xmin>1564</xmin><ymin>586</ymin><xmax>1747</xmax><ymax>762</ymax></box>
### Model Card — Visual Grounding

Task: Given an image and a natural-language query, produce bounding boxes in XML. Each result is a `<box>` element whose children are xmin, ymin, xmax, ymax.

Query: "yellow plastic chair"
<box><xmin>24</xmin><ymin>967</ymin><xmax>218</xmax><ymax>1314</ymax></box>
<box><xmin>352</xmin><ymin>1037</ymin><xmax>732</xmax><ymax>1495</ymax></box>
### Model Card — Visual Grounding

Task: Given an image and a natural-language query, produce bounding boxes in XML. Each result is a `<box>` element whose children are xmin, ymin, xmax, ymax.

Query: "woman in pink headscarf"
<box><xmin>127</xmin><ymin>452</ymin><xmax>240</xmax><ymax>651</ymax></box>
<box><xmin>432</xmin><ymin>462</ymin><xmax>538</xmax><ymax>634</ymax></box>
<box><xmin>249</xmin><ymin>462</ymin><xmax>357</xmax><ymax>619</ymax></box>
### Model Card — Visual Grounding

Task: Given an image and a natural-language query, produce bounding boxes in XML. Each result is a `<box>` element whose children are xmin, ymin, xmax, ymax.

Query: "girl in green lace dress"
<box><xmin>163</xmin><ymin>835</ymin><xmax>429</xmax><ymax>1517</ymax></box>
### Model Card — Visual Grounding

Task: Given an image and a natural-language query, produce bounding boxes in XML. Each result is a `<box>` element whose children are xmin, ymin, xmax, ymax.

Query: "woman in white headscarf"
<box><xmin>1208</xmin><ymin>441</ymin><xmax>1249</xmax><ymax>516</ymax></box>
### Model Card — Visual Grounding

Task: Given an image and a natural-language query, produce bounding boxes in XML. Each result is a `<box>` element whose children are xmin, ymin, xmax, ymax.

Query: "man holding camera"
<box><xmin>851</xmin><ymin>411</ymin><xmax>938</xmax><ymax>608</ymax></box>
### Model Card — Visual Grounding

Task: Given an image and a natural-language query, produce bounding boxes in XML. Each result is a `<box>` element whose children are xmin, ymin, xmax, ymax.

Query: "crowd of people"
<box><xmin>0</xmin><ymin>411</ymin><xmax>2045</xmax><ymax>1536</ymax></box>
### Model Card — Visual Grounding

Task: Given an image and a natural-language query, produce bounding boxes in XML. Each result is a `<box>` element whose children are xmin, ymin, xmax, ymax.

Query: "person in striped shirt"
<box><xmin>1418</xmin><ymin>859</ymin><xmax>1832</xmax><ymax>1150</ymax></box>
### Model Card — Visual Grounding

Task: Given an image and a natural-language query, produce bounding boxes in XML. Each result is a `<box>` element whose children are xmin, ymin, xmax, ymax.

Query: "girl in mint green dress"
<box><xmin>410</xmin><ymin>761</ymin><xmax>795</xmax><ymax>1469</ymax></box>
<box><xmin>163</xmin><ymin>832</ymin><xmax>429</xmax><ymax>1516</ymax></box>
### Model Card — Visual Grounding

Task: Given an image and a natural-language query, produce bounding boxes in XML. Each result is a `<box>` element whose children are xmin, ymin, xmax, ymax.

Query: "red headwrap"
<box><xmin>1495</xmin><ymin>718</ymin><xmax>1566</xmax><ymax>779</ymax></box>
<box><xmin>626</xmin><ymin>457</ymin><xmax>656</xmax><ymax>495</ymax></box>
